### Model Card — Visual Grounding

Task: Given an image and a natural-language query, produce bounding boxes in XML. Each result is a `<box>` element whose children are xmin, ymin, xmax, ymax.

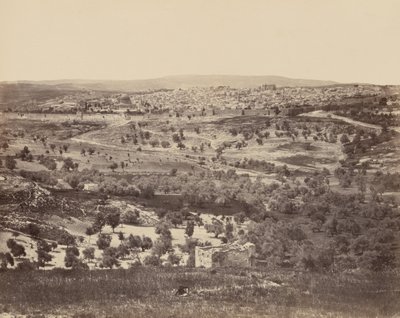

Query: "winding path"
<box><xmin>301</xmin><ymin>110</ymin><xmax>382</xmax><ymax>131</ymax></box>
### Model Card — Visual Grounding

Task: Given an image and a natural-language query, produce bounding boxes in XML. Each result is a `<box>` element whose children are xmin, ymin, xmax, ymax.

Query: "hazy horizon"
<box><xmin>1</xmin><ymin>0</ymin><xmax>400</xmax><ymax>85</ymax></box>
<box><xmin>1</xmin><ymin>73</ymin><xmax>339</xmax><ymax>83</ymax></box>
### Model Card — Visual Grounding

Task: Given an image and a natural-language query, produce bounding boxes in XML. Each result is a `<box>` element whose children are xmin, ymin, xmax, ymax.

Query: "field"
<box><xmin>0</xmin><ymin>111</ymin><xmax>347</xmax><ymax>175</ymax></box>
<box><xmin>1</xmin><ymin>267</ymin><xmax>399</xmax><ymax>318</ymax></box>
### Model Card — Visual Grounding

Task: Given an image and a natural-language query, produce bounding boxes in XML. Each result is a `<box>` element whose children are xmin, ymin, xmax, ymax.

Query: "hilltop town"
<box><xmin>3</xmin><ymin>83</ymin><xmax>398</xmax><ymax>116</ymax></box>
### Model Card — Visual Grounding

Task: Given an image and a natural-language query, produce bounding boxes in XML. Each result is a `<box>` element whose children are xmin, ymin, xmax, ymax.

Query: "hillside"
<box><xmin>0</xmin><ymin>83</ymin><xmax>82</xmax><ymax>109</ymax></box>
<box><xmin>1</xmin><ymin>80</ymin><xmax>399</xmax><ymax>317</ymax></box>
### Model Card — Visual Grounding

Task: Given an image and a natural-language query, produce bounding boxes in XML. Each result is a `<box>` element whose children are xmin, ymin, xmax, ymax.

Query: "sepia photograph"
<box><xmin>0</xmin><ymin>0</ymin><xmax>400</xmax><ymax>317</ymax></box>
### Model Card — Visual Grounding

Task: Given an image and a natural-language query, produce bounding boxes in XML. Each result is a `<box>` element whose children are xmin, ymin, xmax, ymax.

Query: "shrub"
<box><xmin>16</xmin><ymin>260</ymin><xmax>37</xmax><ymax>271</ymax></box>
<box><xmin>64</xmin><ymin>246</ymin><xmax>80</xmax><ymax>268</ymax></box>
<box><xmin>5</xmin><ymin>156</ymin><xmax>16</xmax><ymax>170</ymax></box>
<box><xmin>38</xmin><ymin>156</ymin><xmax>57</xmax><ymax>170</ymax></box>
<box><xmin>20</xmin><ymin>170</ymin><xmax>58</xmax><ymax>186</ymax></box>
<box><xmin>143</xmin><ymin>254</ymin><xmax>162</xmax><ymax>266</ymax></box>
<box><xmin>58</xmin><ymin>232</ymin><xmax>76</xmax><ymax>247</ymax></box>
<box><xmin>0</xmin><ymin>252</ymin><xmax>14</xmax><ymax>269</ymax></box>
<box><xmin>121</xmin><ymin>209</ymin><xmax>141</xmax><ymax>225</ymax></box>
<box><xmin>25</xmin><ymin>223</ymin><xmax>40</xmax><ymax>237</ymax></box>
<box><xmin>82</xmin><ymin>247</ymin><xmax>95</xmax><ymax>260</ymax></box>
<box><xmin>6</xmin><ymin>239</ymin><xmax>26</xmax><ymax>258</ymax></box>
<box><xmin>161</xmin><ymin>140</ymin><xmax>170</xmax><ymax>148</ymax></box>
<box><xmin>97</xmin><ymin>233</ymin><xmax>112</xmax><ymax>250</ymax></box>
<box><xmin>167</xmin><ymin>253</ymin><xmax>181</xmax><ymax>266</ymax></box>
<box><xmin>100</xmin><ymin>247</ymin><xmax>120</xmax><ymax>269</ymax></box>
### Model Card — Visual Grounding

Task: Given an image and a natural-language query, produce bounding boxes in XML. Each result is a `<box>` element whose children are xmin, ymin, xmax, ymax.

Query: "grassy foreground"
<box><xmin>0</xmin><ymin>267</ymin><xmax>399</xmax><ymax>318</ymax></box>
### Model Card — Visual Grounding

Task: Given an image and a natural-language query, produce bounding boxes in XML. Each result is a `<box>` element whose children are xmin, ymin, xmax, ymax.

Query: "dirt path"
<box><xmin>301</xmin><ymin>110</ymin><xmax>382</xmax><ymax>131</ymax></box>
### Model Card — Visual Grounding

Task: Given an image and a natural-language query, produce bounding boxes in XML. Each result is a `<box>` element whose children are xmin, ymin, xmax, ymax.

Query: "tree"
<box><xmin>37</xmin><ymin>240</ymin><xmax>53</xmax><ymax>268</ymax></box>
<box><xmin>121</xmin><ymin>209</ymin><xmax>140</xmax><ymax>225</ymax></box>
<box><xmin>185</xmin><ymin>221</ymin><xmax>195</xmax><ymax>237</ymax></box>
<box><xmin>85</xmin><ymin>227</ymin><xmax>95</xmax><ymax>243</ymax></box>
<box><xmin>25</xmin><ymin>223</ymin><xmax>40</xmax><ymax>237</ymax></box>
<box><xmin>205</xmin><ymin>220</ymin><xmax>224</xmax><ymax>238</ymax></box>
<box><xmin>1</xmin><ymin>141</ymin><xmax>9</xmax><ymax>151</ymax></box>
<box><xmin>62</xmin><ymin>158</ymin><xmax>77</xmax><ymax>171</ymax></box>
<box><xmin>155</xmin><ymin>221</ymin><xmax>172</xmax><ymax>239</ymax></box>
<box><xmin>64</xmin><ymin>246</ymin><xmax>81</xmax><ymax>268</ymax></box>
<box><xmin>62</xmin><ymin>144</ymin><xmax>69</xmax><ymax>152</ymax></box>
<box><xmin>101</xmin><ymin>247</ymin><xmax>120</xmax><ymax>268</ymax></box>
<box><xmin>139</xmin><ymin>184</ymin><xmax>155</xmax><ymax>198</ymax></box>
<box><xmin>141</xmin><ymin>236</ymin><xmax>153</xmax><ymax>251</ymax></box>
<box><xmin>177</xmin><ymin>142</ymin><xmax>186</xmax><ymax>150</ymax></box>
<box><xmin>152</xmin><ymin>236</ymin><xmax>172</xmax><ymax>256</ymax></box>
<box><xmin>18</xmin><ymin>146</ymin><xmax>31</xmax><ymax>161</ymax></box>
<box><xmin>340</xmin><ymin>134</ymin><xmax>350</xmax><ymax>144</ymax></box>
<box><xmin>5</xmin><ymin>156</ymin><xmax>16</xmax><ymax>170</ymax></box>
<box><xmin>93</xmin><ymin>212</ymin><xmax>107</xmax><ymax>233</ymax></box>
<box><xmin>59</xmin><ymin>232</ymin><xmax>76</xmax><ymax>247</ymax></box>
<box><xmin>169</xmin><ymin>212</ymin><xmax>183</xmax><ymax>228</ymax></box>
<box><xmin>172</xmin><ymin>133</ymin><xmax>180</xmax><ymax>143</ymax></box>
<box><xmin>7</xmin><ymin>239</ymin><xmax>26</xmax><ymax>258</ymax></box>
<box><xmin>126</xmin><ymin>234</ymin><xmax>142</xmax><ymax>251</ymax></box>
<box><xmin>97</xmin><ymin>233</ymin><xmax>112</xmax><ymax>250</ymax></box>
<box><xmin>16</xmin><ymin>259</ymin><xmax>37</xmax><ymax>270</ymax></box>
<box><xmin>0</xmin><ymin>252</ymin><xmax>14</xmax><ymax>269</ymax></box>
<box><xmin>225</xmin><ymin>222</ymin><xmax>234</xmax><ymax>241</ymax></box>
<box><xmin>149</xmin><ymin>138</ymin><xmax>160</xmax><ymax>148</ymax></box>
<box><xmin>161</xmin><ymin>140</ymin><xmax>170</xmax><ymax>148</ymax></box>
<box><xmin>234</xmin><ymin>212</ymin><xmax>246</xmax><ymax>224</ymax></box>
<box><xmin>108</xmin><ymin>162</ymin><xmax>118</xmax><ymax>172</ymax></box>
<box><xmin>116</xmin><ymin>243</ymin><xmax>130</xmax><ymax>259</ymax></box>
<box><xmin>143</xmin><ymin>131</ymin><xmax>151</xmax><ymax>140</ymax></box>
<box><xmin>143</xmin><ymin>254</ymin><xmax>161</xmax><ymax>266</ymax></box>
<box><xmin>50</xmin><ymin>144</ymin><xmax>56</xmax><ymax>152</ymax></box>
<box><xmin>81</xmin><ymin>148</ymin><xmax>86</xmax><ymax>156</ymax></box>
<box><xmin>120</xmin><ymin>161</ymin><xmax>125</xmax><ymax>171</ymax></box>
<box><xmin>179</xmin><ymin>128</ymin><xmax>185</xmax><ymax>140</ymax></box>
<box><xmin>167</xmin><ymin>252</ymin><xmax>181</xmax><ymax>266</ymax></box>
<box><xmin>83</xmin><ymin>247</ymin><xmax>95</xmax><ymax>262</ymax></box>
<box><xmin>105</xmin><ymin>210</ymin><xmax>120</xmax><ymax>232</ymax></box>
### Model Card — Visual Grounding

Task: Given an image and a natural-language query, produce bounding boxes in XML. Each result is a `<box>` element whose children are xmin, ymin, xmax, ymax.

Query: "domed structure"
<box><xmin>119</xmin><ymin>94</ymin><xmax>132</xmax><ymax>105</ymax></box>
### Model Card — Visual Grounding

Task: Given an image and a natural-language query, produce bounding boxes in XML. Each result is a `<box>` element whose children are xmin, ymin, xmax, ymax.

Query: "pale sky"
<box><xmin>0</xmin><ymin>0</ymin><xmax>399</xmax><ymax>84</ymax></box>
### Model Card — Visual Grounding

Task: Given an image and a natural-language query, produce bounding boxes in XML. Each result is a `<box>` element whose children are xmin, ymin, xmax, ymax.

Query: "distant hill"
<box><xmin>6</xmin><ymin>75</ymin><xmax>338</xmax><ymax>92</ymax></box>
<box><xmin>0</xmin><ymin>83</ymin><xmax>80</xmax><ymax>106</ymax></box>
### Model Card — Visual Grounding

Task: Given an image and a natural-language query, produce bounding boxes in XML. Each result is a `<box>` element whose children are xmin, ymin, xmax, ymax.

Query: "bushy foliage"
<box><xmin>37</xmin><ymin>155</ymin><xmax>57</xmax><ymax>170</ymax></box>
<box><xmin>6</xmin><ymin>239</ymin><xmax>26</xmax><ymax>258</ymax></box>
<box><xmin>20</xmin><ymin>170</ymin><xmax>58</xmax><ymax>186</ymax></box>
<box><xmin>97</xmin><ymin>233</ymin><xmax>112</xmax><ymax>250</ymax></box>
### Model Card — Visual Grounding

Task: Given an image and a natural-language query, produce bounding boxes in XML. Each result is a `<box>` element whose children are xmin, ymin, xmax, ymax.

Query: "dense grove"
<box><xmin>45</xmin><ymin>164</ymin><xmax>400</xmax><ymax>272</ymax></box>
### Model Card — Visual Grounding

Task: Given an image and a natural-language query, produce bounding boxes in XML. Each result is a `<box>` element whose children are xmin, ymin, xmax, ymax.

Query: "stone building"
<box><xmin>195</xmin><ymin>242</ymin><xmax>256</xmax><ymax>268</ymax></box>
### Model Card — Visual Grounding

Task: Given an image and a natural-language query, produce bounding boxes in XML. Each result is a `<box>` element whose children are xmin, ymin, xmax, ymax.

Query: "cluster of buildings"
<box><xmin>122</xmin><ymin>84</ymin><xmax>388</xmax><ymax>115</ymax></box>
<box><xmin>33</xmin><ymin>84</ymin><xmax>392</xmax><ymax>115</ymax></box>
<box><xmin>37</xmin><ymin>93</ymin><xmax>133</xmax><ymax>113</ymax></box>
